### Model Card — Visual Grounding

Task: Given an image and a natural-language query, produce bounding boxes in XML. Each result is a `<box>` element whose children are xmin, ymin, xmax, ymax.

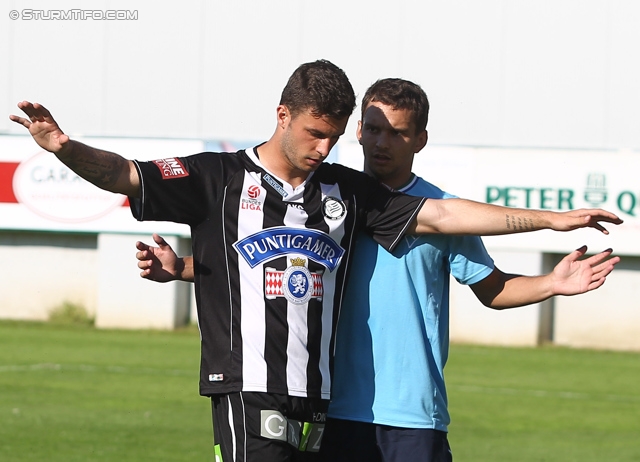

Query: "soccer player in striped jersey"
<box><xmin>12</xmin><ymin>62</ymin><xmax>621</xmax><ymax>462</ymax></box>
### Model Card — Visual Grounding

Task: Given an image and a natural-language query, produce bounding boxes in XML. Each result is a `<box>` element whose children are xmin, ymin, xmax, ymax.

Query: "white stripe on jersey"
<box><xmin>283</xmin><ymin>200</ymin><xmax>310</xmax><ymax>396</ymax></box>
<box><xmin>239</xmin><ymin>171</ymin><xmax>269</xmax><ymax>392</ymax></box>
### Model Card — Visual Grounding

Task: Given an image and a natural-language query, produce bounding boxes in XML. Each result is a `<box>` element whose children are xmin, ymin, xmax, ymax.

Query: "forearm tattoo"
<box><xmin>506</xmin><ymin>214</ymin><xmax>535</xmax><ymax>231</ymax></box>
<box><xmin>62</xmin><ymin>146</ymin><xmax>124</xmax><ymax>189</ymax></box>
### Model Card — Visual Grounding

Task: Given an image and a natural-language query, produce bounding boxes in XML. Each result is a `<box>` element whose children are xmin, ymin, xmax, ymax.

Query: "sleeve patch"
<box><xmin>152</xmin><ymin>158</ymin><xmax>189</xmax><ymax>179</ymax></box>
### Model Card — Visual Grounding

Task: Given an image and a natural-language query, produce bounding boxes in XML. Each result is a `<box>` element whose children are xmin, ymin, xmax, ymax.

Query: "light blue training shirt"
<box><xmin>328</xmin><ymin>175</ymin><xmax>495</xmax><ymax>431</ymax></box>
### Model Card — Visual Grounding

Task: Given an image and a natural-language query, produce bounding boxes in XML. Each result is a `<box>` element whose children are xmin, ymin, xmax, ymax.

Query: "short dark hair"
<box><xmin>280</xmin><ymin>60</ymin><xmax>356</xmax><ymax>119</ymax></box>
<box><xmin>361</xmin><ymin>78</ymin><xmax>430</xmax><ymax>133</ymax></box>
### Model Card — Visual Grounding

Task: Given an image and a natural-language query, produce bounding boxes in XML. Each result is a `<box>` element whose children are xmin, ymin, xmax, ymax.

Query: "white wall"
<box><xmin>3</xmin><ymin>0</ymin><xmax>640</xmax><ymax>151</ymax></box>
<box><xmin>0</xmin><ymin>231</ymin><xmax>98</xmax><ymax>320</ymax></box>
<box><xmin>95</xmin><ymin>233</ymin><xmax>193</xmax><ymax>329</ymax></box>
<box><xmin>449</xmin><ymin>249</ymin><xmax>545</xmax><ymax>347</ymax></box>
<box><xmin>554</xmin><ymin>256</ymin><xmax>640</xmax><ymax>351</ymax></box>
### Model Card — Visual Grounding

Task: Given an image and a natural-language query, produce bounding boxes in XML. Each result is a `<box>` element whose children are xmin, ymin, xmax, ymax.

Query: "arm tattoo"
<box><xmin>63</xmin><ymin>148</ymin><xmax>125</xmax><ymax>189</ymax></box>
<box><xmin>506</xmin><ymin>214</ymin><xmax>535</xmax><ymax>231</ymax></box>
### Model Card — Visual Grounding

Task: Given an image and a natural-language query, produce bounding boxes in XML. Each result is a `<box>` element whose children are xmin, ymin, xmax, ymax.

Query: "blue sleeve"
<box><xmin>448</xmin><ymin>235</ymin><xmax>495</xmax><ymax>285</ymax></box>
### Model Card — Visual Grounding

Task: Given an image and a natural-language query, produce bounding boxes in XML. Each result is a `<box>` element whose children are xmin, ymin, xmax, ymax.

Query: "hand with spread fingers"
<box><xmin>9</xmin><ymin>101</ymin><xmax>70</xmax><ymax>154</ymax></box>
<box><xmin>551</xmin><ymin>246</ymin><xmax>620</xmax><ymax>295</ymax></box>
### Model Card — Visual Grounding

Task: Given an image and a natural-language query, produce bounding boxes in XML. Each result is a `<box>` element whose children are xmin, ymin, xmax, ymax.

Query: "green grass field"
<box><xmin>1</xmin><ymin>321</ymin><xmax>639</xmax><ymax>461</ymax></box>
<box><xmin>447</xmin><ymin>344</ymin><xmax>640</xmax><ymax>461</ymax></box>
<box><xmin>0</xmin><ymin>321</ymin><xmax>211</xmax><ymax>461</ymax></box>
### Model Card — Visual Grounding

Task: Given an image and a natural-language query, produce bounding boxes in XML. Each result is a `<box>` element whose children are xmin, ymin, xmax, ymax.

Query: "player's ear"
<box><xmin>277</xmin><ymin>105</ymin><xmax>290</xmax><ymax>129</ymax></box>
<box><xmin>356</xmin><ymin>120</ymin><xmax>363</xmax><ymax>145</ymax></box>
<box><xmin>414</xmin><ymin>130</ymin><xmax>428</xmax><ymax>153</ymax></box>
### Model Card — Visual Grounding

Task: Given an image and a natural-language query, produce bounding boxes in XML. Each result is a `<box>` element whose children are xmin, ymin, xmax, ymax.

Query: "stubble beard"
<box><xmin>281</xmin><ymin>130</ymin><xmax>314</xmax><ymax>175</ymax></box>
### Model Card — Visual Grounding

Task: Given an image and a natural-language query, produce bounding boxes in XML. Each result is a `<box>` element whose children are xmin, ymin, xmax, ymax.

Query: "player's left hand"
<box><xmin>135</xmin><ymin>234</ymin><xmax>182</xmax><ymax>282</ymax></box>
<box><xmin>551</xmin><ymin>246</ymin><xmax>620</xmax><ymax>295</ymax></box>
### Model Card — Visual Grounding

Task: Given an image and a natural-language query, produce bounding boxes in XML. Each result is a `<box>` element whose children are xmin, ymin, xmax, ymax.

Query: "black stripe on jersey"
<box><xmin>215</xmin><ymin>176</ymin><xmax>245</xmax><ymax>391</ymax></box>
<box><xmin>302</xmin><ymin>180</ymin><xmax>330</xmax><ymax>396</ymax></box>
<box><xmin>225</xmin><ymin>180</ymin><xmax>246</xmax><ymax>389</ymax></box>
<box><xmin>261</xmin><ymin>177</ymin><xmax>291</xmax><ymax>393</ymax></box>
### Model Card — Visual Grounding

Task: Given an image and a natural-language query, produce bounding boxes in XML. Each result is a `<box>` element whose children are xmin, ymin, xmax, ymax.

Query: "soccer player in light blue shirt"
<box><xmin>328</xmin><ymin>177</ymin><xmax>492</xmax><ymax>432</ymax></box>
<box><xmin>321</xmin><ymin>78</ymin><xmax>619</xmax><ymax>462</ymax></box>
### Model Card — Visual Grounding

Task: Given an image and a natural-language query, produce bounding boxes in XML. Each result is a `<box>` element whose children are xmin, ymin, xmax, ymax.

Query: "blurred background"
<box><xmin>1</xmin><ymin>0</ymin><xmax>639</xmax><ymax>350</ymax></box>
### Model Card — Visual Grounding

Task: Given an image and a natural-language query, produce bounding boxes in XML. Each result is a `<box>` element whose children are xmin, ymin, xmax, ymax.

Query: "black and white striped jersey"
<box><xmin>130</xmin><ymin>147</ymin><xmax>425</xmax><ymax>399</ymax></box>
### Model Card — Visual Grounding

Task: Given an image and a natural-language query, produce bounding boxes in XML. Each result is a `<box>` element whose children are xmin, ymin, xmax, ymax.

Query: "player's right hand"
<box><xmin>9</xmin><ymin>101</ymin><xmax>71</xmax><ymax>154</ymax></box>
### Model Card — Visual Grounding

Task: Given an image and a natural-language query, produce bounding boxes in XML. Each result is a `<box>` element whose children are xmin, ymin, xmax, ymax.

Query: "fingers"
<box><xmin>582</xmin><ymin>249</ymin><xmax>619</xmax><ymax>291</ymax></box>
<box><xmin>599</xmin><ymin>211</ymin><xmax>623</xmax><ymax>224</ymax></box>
<box><xmin>559</xmin><ymin>246</ymin><xmax>588</xmax><ymax>267</ymax></box>
<box><xmin>571</xmin><ymin>209</ymin><xmax>623</xmax><ymax>234</ymax></box>
<box><xmin>135</xmin><ymin>243</ymin><xmax>154</xmax><ymax>262</ymax></box>
<box><xmin>583</xmin><ymin>209</ymin><xmax>623</xmax><ymax>223</ymax></box>
<box><xmin>587</xmin><ymin>277</ymin><xmax>606</xmax><ymax>291</ymax></box>
<box><xmin>135</xmin><ymin>240</ymin><xmax>149</xmax><ymax>251</ymax></box>
<box><xmin>16</xmin><ymin>101</ymin><xmax>39</xmax><ymax>121</ymax></box>
<box><xmin>581</xmin><ymin>248</ymin><xmax>616</xmax><ymax>268</ymax></box>
<box><xmin>590</xmin><ymin>256</ymin><xmax>620</xmax><ymax>278</ymax></box>
<box><xmin>579</xmin><ymin>215</ymin><xmax>608</xmax><ymax>234</ymax></box>
<box><xmin>591</xmin><ymin>221</ymin><xmax>608</xmax><ymax>234</ymax></box>
<box><xmin>152</xmin><ymin>233</ymin><xmax>169</xmax><ymax>247</ymax></box>
<box><xmin>8</xmin><ymin>114</ymin><xmax>31</xmax><ymax>128</ymax></box>
<box><xmin>582</xmin><ymin>247</ymin><xmax>611</xmax><ymax>261</ymax></box>
<box><xmin>10</xmin><ymin>101</ymin><xmax>59</xmax><ymax>129</ymax></box>
<box><xmin>588</xmin><ymin>212</ymin><xmax>623</xmax><ymax>234</ymax></box>
<box><xmin>568</xmin><ymin>245</ymin><xmax>588</xmax><ymax>260</ymax></box>
<box><xmin>560</xmin><ymin>247</ymin><xmax>619</xmax><ymax>294</ymax></box>
<box><xmin>16</xmin><ymin>101</ymin><xmax>49</xmax><ymax>121</ymax></box>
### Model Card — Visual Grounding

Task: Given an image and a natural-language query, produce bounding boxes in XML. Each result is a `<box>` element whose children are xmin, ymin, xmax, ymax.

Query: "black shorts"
<box><xmin>320</xmin><ymin>418</ymin><xmax>452</xmax><ymax>462</ymax></box>
<box><xmin>211</xmin><ymin>392</ymin><xmax>328</xmax><ymax>462</ymax></box>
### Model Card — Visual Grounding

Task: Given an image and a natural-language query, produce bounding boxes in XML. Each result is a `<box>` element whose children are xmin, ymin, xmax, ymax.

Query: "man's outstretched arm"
<box><xmin>136</xmin><ymin>234</ymin><xmax>194</xmax><ymax>282</ymax></box>
<box><xmin>410</xmin><ymin>198</ymin><xmax>622</xmax><ymax>236</ymax></box>
<box><xmin>471</xmin><ymin>246</ymin><xmax>620</xmax><ymax>309</ymax></box>
<box><xmin>136</xmin><ymin>237</ymin><xmax>619</xmax><ymax>308</ymax></box>
<box><xmin>10</xmin><ymin>101</ymin><xmax>140</xmax><ymax>197</ymax></box>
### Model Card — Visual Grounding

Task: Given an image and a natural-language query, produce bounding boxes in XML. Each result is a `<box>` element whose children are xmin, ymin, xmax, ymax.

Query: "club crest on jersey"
<box><xmin>322</xmin><ymin>196</ymin><xmax>346</xmax><ymax>220</ymax></box>
<box><xmin>234</xmin><ymin>227</ymin><xmax>344</xmax><ymax>272</ymax></box>
<box><xmin>152</xmin><ymin>158</ymin><xmax>189</xmax><ymax>179</ymax></box>
<box><xmin>265</xmin><ymin>258</ymin><xmax>323</xmax><ymax>304</ymax></box>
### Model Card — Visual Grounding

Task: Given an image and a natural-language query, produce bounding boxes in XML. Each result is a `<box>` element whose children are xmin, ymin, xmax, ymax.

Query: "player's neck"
<box><xmin>389</xmin><ymin>172</ymin><xmax>416</xmax><ymax>191</ymax></box>
<box><xmin>368</xmin><ymin>169</ymin><xmax>414</xmax><ymax>191</ymax></box>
